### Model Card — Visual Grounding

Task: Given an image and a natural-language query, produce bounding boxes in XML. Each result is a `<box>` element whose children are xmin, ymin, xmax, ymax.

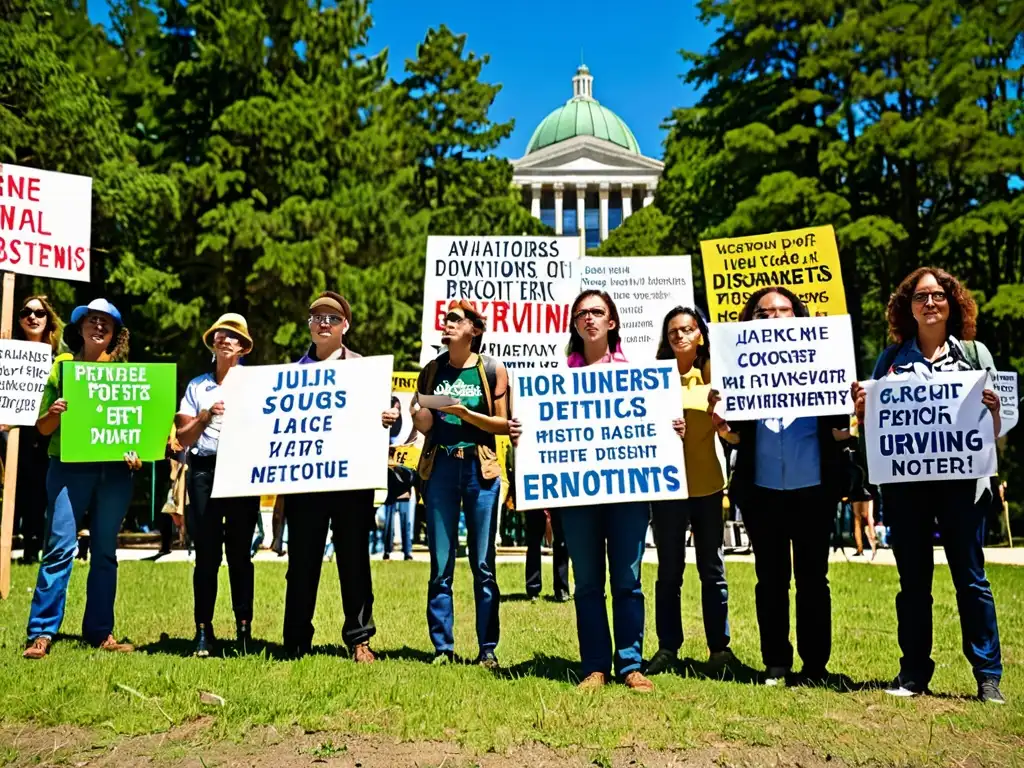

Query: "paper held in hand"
<box><xmin>863</xmin><ymin>370</ymin><xmax>998</xmax><ymax>485</ymax></box>
<box><xmin>710</xmin><ymin>315</ymin><xmax>857</xmax><ymax>421</ymax></box>
<box><xmin>0</xmin><ymin>340</ymin><xmax>52</xmax><ymax>427</ymax></box>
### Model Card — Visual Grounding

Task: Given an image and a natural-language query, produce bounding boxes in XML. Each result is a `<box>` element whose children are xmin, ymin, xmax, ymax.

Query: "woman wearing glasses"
<box><xmin>175</xmin><ymin>313</ymin><xmax>258</xmax><ymax>657</ymax></box>
<box><xmin>283</xmin><ymin>291</ymin><xmax>398</xmax><ymax>661</ymax></box>
<box><xmin>512</xmin><ymin>289</ymin><xmax>655</xmax><ymax>692</ymax></box>
<box><xmin>852</xmin><ymin>268</ymin><xmax>1005</xmax><ymax>703</ymax></box>
<box><xmin>10</xmin><ymin>296</ymin><xmax>64</xmax><ymax>563</ymax></box>
<box><xmin>646</xmin><ymin>306</ymin><xmax>734</xmax><ymax>677</ymax></box>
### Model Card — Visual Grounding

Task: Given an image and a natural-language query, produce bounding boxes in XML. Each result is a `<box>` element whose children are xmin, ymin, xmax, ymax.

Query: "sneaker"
<box><xmin>194</xmin><ymin>625</ymin><xmax>213</xmax><ymax>658</ymax></box>
<box><xmin>475</xmin><ymin>650</ymin><xmax>499</xmax><ymax>670</ymax></box>
<box><xmin>404</xmin><ymin>554</ymin><xmax>414</xmax><ymax>561</ymax></box>
<box><xmin>577</xmin><ymin>671</ymin><xmax>608</xmax><ymax>690</ymax></box>
<box><xmin>431</xmin><ymin>650</ymin><xmax>454</xmax><ymax>666</ymax></box>
<box><xmin>978</xmin><ymin>678</ymin><xmax>1005</xmax><ymax>704</ymax></box>
<box><xmin>382</xmin><ymin>553</ymin><xmax>390</xmax><ymax>561</ymax></box>
<box><xmin>352</xmin><ymin>642</ymin><xmax>375</xmax><ymax>664</ymax></box>
<box><xmin>707</xmin><ymin>649</ymin><xmax>737</xmax><ymax>672</ymax></box>
<box><xmin>23</xmin><ymin>636</ymin><xmax>51</xmax><ymax>660</ymax></box>
<box><xmin>97</xmin><ymin>635</ymin><xmax>134</xmax><ymax>654</ymax></box>
<box><xmin>624</xmin><ymin>671</ymin><xmax>655</xmax><ymax>692</ymax></box>
<box><xmin>554</xmin><ymin>591</ymin><xmax>571</xmax><ymax>603</ymax></box>
<box><xmin>645</xmin><ymin>648</ymin><xmax>677</xmax><ymax>675</ymax></box>
<box><xmin>852</xmin><ymin>551</ymin><xmax>864</xmax><ymax>557</ymax></box>
<box><xmin>764</xmin><ymin>666</ymin><xmax>789</xmax><ymax>686</ymax></box>
<box><xmin>885</xmin><ymin>676</ymin><xmax>928</xmax><ymax>698</ymax></box>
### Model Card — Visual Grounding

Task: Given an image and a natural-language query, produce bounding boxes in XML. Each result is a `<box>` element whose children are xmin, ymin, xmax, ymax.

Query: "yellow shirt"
<box><xmin>680</xmin><ymin>364</ymin><xmax>727</xmax><ymax>497</ymax></box>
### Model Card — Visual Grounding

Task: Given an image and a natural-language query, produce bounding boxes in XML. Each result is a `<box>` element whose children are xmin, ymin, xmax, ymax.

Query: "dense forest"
<box><xmin>2</xmin><ymin>0</ymin><xmax>1023</xmax><ymax>522</ymax></box>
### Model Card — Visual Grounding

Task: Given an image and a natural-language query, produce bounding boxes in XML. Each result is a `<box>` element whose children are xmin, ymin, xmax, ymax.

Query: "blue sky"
<box><xmin>88</xmin><ymin>1</ymin><xmax>716</xmax><ymax>160</ymax></box>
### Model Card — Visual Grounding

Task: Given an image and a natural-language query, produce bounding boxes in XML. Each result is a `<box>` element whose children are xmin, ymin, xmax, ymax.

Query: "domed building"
<box><xmin>512</xmin><ymin>65</ymin><xmax>664</xmax><ymax>247</ymax></box>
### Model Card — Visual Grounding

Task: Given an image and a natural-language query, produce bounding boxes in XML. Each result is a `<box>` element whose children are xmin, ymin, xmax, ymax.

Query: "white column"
<box><xmin>553</xmin><ymin>183</ymin><xmax>564</xmax><ymax>235</ymax></box>
<box><xmin>576</xmin><ymin>185</ymin><xmax>586</xmax><ymax>238</ymax></box>
<box><xmin>643</xmin><ymin>184</ymin><xmax>655</xmax><ymax>208</ymax></box>
<box><xmin>621</xmin><ymin>183</ymin><xmax>633</xmax><ymax>221</ymax></box>
<box><xmin>530</xmin><ymin>183</ymin><xmax>542</xmax><ymax>219</ymax></box>
<box><xmin>598</xmin><ymin>182</ymin><xmax>609</xmax><ymax>242</ymax></box>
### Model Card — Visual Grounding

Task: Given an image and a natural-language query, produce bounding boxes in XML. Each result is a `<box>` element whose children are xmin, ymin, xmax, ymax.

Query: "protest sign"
<box><xmin>580</xmin><ymin>255</ymin><xmax>694</xmax><ymax>360</ymax></box>
<box><xmin>993</xmin><ymin>371</ymin><xmax>1019</xmax><ymax>437</ymax></box>
<box><xmin>700</xmin><ymin>225</ymin><xmax>847</xmax><ymax>322</ymax></box>
<box><xmin>0</xmin><ymin>340</ymin><xmax>53</xmax><ymax>426</ymax></box>
<box><xmin>389</xmin><ymin>371</ymin><xmax>423</xmax><ymax>469</ymax></box>
<box><xmin>864</xmin><ymin>370</ymin><xmax>997</xmax><ymax>484</ymax></box>
<box><xmin>512</xmin><ymin>363</ymin><xmax>687</xmax><ymax>511</ymax></box>
<box><xmin>60</xmin><ymin>362</ymin><xmax>176</xmax><ymax>462</ymax></box>
<box><xmin>419</xmin><ymin>236</ymin><xmax>579</xmax><ymax>370</ymax></box>
<box><xmin>211</xmin><ymin>355</ymin><xmax>393</xmax><ymax>498</ymax></box>
<box><xmin>0</xmin><ymin>164</ymin><xmax>92</xmax><ymax>282</ymax></box>
<box><xmin>710</xmin><ymin>315</ymin><xmax>856</xmax><ymax>420</ymax></box>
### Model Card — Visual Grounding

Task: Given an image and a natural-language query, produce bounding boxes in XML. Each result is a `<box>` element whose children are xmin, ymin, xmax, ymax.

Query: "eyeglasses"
<box><xmin>753</xmin><ymin>307</ymin><xmax>794</xmax><ymax>319</ymax></box>
<box><xmin>573</xmin><ymin>307</ymin><xmax>607</xmax><ymax>322</ymax></box>
<box><xmin>444</xmin><ymin>312</ymin><xmax>472</xmax><ymax>325</ymax></box>
<box><xmin>213</xmin><ymin>330</ymin><xmax>243</xmax><ymax>343</ymax></box>
<box><xmin>19</xmin><ymin>308</ymin><xmax>47</xmax><ymax>319</ymax></box>
<box><xmin>308</xmin><ymin>314</ymin><xmax>344</xmax><ymax>327</ymax></box>
<box><xmin>912</xmin><ymin>291</ymin><xmax>947</xmax><ymax>305</ymax></box>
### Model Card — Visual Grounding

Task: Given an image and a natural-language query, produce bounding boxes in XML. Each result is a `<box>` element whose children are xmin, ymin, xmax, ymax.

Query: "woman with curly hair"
<box><xmin>9</xmin><ymin>296</ymin><xmax>64</xmax><ymax>563</ymax></box>
<box><xmin>852</xmin><ymin>267</ymin><xmax>1004</xmax><ymax>704</ymax></box>
<box><xmin>23</xmin><ymin>299</ymin><xmax>137</xmax><ymax>660</ymax></box>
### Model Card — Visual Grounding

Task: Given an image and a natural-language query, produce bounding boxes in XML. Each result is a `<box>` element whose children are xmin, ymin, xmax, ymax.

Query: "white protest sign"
<box><xmin>579</xmin><ymin>255</ymin><xmax>695</xmax><ymax>360</ymax></box>
<box><xmin>0</xmin><ymin>340</ymin><xmax>52</xmax><ymax>426</ymax></box>
<box><xmin>211</xmin><ymin>356</ymin><xmax>393</xmax><ymax>498</ymax></box>
<box><xmin>513</xmin><ymin>363</ymin><xmax>687</xmax><ymax>511</ymax></box>
<box><xmin>0</xmin><ymin>164</ymin><xmax>92</xmax><ymax>281</ymax></box>
<box><xmin>710</xmin><ymin>315</ymin><xmax>856</xmax><ymax>420</ymax></box>
<box><xmin>993</xmin><ymin>371</ymin><xmax>1018</xmax><ymax>437</ymax></box>
<box><xmin>419</xmin><ymin>236</ymin><xmax>579</xmax><ymax>370</ymax></box>
<box><xmin>864</xmin><ymin>370</ymin><xmax>997</xmax><ymax>484</ymax></box>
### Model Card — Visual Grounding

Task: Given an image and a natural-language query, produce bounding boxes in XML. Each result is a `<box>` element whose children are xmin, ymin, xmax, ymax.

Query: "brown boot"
<box><xmin>577</xmin><ymin>671</ymin><xmax>608</xmax><ymax>690</ymax></box>
<box><xmin>97</xmin><ymin>635</ymin><xmax>134</xmax><ymax>653</ymax></box>
<box><xmin>23</xmin><ymin>636</ymin><xmax>52</xmax><ymax>660</ymax></box>
<box><xmin>352</xmin><ymin>642</ymin><xmax>375</xmax><ymax>664</ymax></box>
<box><xmin>624</xmin><ymin>671</ymin><xmax>655</xmax><ymax>692</ymax></box>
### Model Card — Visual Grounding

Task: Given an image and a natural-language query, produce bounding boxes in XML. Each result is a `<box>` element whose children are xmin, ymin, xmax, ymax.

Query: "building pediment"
<box><xmin>512</xmin><ymin>135</ymin><xmax>664</xmax><ymax>175</ymax></box>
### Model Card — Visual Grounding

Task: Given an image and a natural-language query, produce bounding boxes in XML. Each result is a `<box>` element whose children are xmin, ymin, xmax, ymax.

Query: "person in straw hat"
<box><xmin>175</xmin><ymin>312</ymin><xmax>259</xmax><ymax>658</ymax></box>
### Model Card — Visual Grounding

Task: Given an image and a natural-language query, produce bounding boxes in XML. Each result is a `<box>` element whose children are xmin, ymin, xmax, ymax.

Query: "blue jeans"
<box><xmin>383</xmin><ymin>499</ymin><xmax>413</xmax><ymax>558</ymax></box>
<box><xmin>424</xmin><ymin>451</ymin><xmax>500</xmax><ymax>654</ymax></box>
<box><xmin>27</xmin><ymin>461</ymin><xmax>134</xmax><ymax>644</ymax></box>
<box><xmin>561</xmin><ymin>502</ymin><xmax>649</xmax><ymax>677</ymax></box>
<box><xmin>651</xmin><ymin>492</ymin><xmax>730</xmax><ymax>653</ymax></box>
<box><xmin>883</xmin><ymin>479</ymin><xmax>1002</xmax><ymax>685</ymax></box>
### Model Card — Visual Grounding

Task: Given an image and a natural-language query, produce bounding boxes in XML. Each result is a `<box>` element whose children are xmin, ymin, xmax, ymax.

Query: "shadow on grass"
<box><xmin>499</xmin><ymin>593</ymin><xmax>536</xmax><ymax>603</ymax></box>
<box><xmin>137</xmin><ymin>632</ymin><xmax>293</xmax><ymax>660</ymax></box>
<box><xmin>674</xmin><ymin>655</ymin><xmax>763</xmax><ymax>686</ymax></box>
<box><xmin>373</xmin><ymin>645</ymin><xmax>439</xmax><ymax>664</ymax></box>
<box><xmin>497</xmin><ymin>653</ymin><xmax>581</xmax><ymax>684</ymax></box>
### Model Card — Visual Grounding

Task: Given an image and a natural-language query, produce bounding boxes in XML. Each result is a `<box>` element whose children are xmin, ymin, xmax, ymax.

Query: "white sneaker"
<box><xmin>764</xmin><ymin>666</ymin><xmax>789</xmax><ymax>686</ymax></box>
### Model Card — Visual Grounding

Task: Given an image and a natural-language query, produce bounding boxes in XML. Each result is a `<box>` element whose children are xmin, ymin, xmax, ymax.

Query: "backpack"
<box><xmin>877</xmin><ymin>339</ymin><xmax>986</xmax><ymax>375</ymax></box>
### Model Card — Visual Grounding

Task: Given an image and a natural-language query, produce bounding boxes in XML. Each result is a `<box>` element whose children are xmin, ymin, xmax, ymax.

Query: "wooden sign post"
<box><xmin>1</xmin><ymin>272</ymin><xmax>21</xmax><ymax>599</ymax></box>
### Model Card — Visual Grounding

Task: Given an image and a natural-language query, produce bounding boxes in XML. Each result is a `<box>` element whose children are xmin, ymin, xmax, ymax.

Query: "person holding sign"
<box><xmin>511</xmin><ymin>290</ymin><xmax>655</xmax><ymax>692</ymax></box>
<box><xmin>712</xmin><ymin>287</ymin><xmax>847</xmax><ymax>687</ymax></box>
<box><xmin>23</xmin><ymin>299</ymin><xmax>136</xmax><ymax>660</ymax></box>
<box><xmin>412</xmin><ymin>300</ymin><xmax>509</xmax><ymax>669</ymax></box>
<box><xmin>175</xmin><ymin>313</ymin><xmax>259</xmax><ymax>657</ymax></box>
<box><xmin>8</xmin><ymin>295</ymin><xmax>63</xmax><ymax>563</ymax></box>
<box><xmin>282</xmin><ymin>291</ymin><xmax>399</xmax><ymax>662</ymax></box>
<box><xmin>646</xmin><ymin>307</ymin><xmax>733</xmax><ymax>676</ymax></box>
<box><xmin>852</xmin><ymin>267</ymin><xmax>1005</xmax><ymax>704</ymax></box>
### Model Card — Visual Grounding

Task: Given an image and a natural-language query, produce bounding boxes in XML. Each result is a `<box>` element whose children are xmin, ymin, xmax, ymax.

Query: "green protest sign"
<box><xmin>60</xmin><ymin>362</ymin><xmax>177</xmax><ymax>462</ymax></box>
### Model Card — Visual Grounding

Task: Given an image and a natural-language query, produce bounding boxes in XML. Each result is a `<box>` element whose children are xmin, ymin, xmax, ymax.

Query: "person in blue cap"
<box><xmin>23</xmin><ymin>299</ymin><xmax>139</xmax><ymax>660</ymax></box>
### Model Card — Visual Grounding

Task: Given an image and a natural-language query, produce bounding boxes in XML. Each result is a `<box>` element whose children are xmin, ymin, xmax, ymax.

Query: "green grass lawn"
<box><xmin>0</xmin><ymin>557</ymin><xmax>1022</xmax><ymax>765</ymax></box>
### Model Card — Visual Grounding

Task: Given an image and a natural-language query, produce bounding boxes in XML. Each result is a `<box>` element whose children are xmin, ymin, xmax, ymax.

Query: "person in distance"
<box><xmin>852</xmin><ymin>267</ymin><xmax>1005</xmax><ymax>704</ymax></box>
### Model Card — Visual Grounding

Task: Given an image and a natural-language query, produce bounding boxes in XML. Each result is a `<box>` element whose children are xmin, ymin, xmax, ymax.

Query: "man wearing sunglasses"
<box><xmin>412</xmin><ymin>300</ymin><xmax>510</xmax><ymax>669</ymax></box>
<box><xmin>283</xmin><ymin>291</ymin><xmax>399</xmax><ymax>662</ymax></box>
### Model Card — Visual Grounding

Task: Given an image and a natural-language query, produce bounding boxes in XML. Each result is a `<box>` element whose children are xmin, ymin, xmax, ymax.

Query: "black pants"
<box><xmin>525</xmin><ymin>509</ymin><xmax>569</xmax><ymax>597</ymax></box>
<box><xmin>743</xmin><ymin>486</ymin><xmax>833</xmax><ymax>673</ymax></box>
<box><xmin>187</xmin><ymin>460</ymin><xmax>259</xmax><ymax>627</ymax></box>
<box><xmin>14</xmin><ymin>428</ymin><xmax>50</xmax><ymax>561</ymax></box>
<box><xmin>283</xmin><ymin>490</ymin><xmax>376</xmax><ymax>654</ymax></box>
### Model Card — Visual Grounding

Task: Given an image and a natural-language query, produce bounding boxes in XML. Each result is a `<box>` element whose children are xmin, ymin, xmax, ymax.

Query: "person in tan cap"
<box><xmin>283</xmin><ymin>291</ymin><xmax>399</xmax><ymax>662</ymax></box>
<box><xmin>175</xmin><ymin>312</ymin><xmax>259</xmax><ymax>658</ymax></box>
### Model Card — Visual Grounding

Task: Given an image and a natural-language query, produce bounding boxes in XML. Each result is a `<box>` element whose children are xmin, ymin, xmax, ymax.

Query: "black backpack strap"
<box><xmin>480</xmin><ymin>354</ymin><xmax>500</xmax><ymax>416</ymax></box>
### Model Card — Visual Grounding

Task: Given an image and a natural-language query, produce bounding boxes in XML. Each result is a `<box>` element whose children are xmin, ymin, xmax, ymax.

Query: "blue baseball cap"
<box><xmin>70</xmin><ymin>298</ymin><xmax>123</xmax><ymax>326</ymax></box>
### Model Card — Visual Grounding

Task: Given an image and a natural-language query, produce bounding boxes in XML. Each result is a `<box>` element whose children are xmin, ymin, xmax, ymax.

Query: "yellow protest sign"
<box><xmin>700</xmin><ymin>225</ymin><xmax>847</xmax><ymax>322</ymax></box>
<box><xmin>389</xmin><ymin>443</ymin><xmax>421</xmax><ymax>469</ymax></box>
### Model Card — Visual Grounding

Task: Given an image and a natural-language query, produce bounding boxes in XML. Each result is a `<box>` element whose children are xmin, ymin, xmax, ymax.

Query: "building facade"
<box><xmin>511</xmin><ymin>65</ymin><xmax>664</xmax><ymax>248</ymax></box>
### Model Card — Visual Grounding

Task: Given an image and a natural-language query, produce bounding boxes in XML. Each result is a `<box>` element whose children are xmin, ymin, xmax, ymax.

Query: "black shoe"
<box><xmin>431</xmin><ymin>650</ymin><xmax>454</xmax><ymax>666</ymax></box>
<box><xmin>554</xmin><ymin>591</ymin><xmax>571</xmax><ymax>603</ymax></box>
<box><xmin>236</xmin><ymin>619</ymin><xmax>251</xmax><ymax>653</ymax></box>
<box><xmin>475</xmin><ymin>650</ymin><xmax>500</xmax><ymax>670</ymax></box>
<box><xmin>404</xmin><ymin>554</ymin><xmax>414</xmax><ymax>561</ymax></box>
<box><xmin>194</xmin><ymin>625</ymin><xmax>214</xmax><ymax>658</ymax></box>
<box><xmin>978</xmin><ymin>678</ymin><xmax>1005</xmax><ymax>704</ymax></box>
<box><xmin>382</xmin><ymin>553</ymin><xmax>390</xmax><ymax>560</ymax></box>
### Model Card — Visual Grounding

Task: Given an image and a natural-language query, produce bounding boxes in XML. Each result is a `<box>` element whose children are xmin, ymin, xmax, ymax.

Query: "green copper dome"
<box><xmin>525</xmin><ymin>66</ymin><xmax>641</xmax><ymax>155</ymax></box>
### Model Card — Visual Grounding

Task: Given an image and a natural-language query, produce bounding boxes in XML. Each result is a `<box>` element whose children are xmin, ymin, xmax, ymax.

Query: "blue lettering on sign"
<box><xmin>539</xmin><ymin>396</ymin><xmax>647</xmax><ymax>421</ymax></box>
<box><xmin>251</xmin><ymin>460</ymin><xmax>349</xmax><ymax>484</ymax></box>
<box><xmin>523</xmin><ymin>465</ymin><xmax>680</xmax><ymax>501</ymax></box>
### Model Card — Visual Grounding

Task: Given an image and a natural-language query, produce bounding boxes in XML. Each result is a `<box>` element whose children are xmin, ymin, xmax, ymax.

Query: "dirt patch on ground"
<box><xmin>0</xmin><ymin>722</ymin><xmax>851</xmax><ymax>767</ymax></box>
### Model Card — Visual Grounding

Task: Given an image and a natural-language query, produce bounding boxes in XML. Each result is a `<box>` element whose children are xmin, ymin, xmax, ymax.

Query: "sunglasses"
<box><xmin>444</xmin><ymin>312</ymin><xmax>473</xmax><ymax>325</ymax></box>
<box><xmin>308</xmin><ymin>313</ymin><xmax>344</xmax><ymax>327</ymax></box>
<box><xmin>213</xmin><ymin>329</ymin><xmax>243</xmax><ymax>342</ymax></box>
<box><xmin>19</xmin><ymin>308</ymin><xmax>47</xmax><ymax>319</ymax></box>
<box><xmin>573</xmin><ymin>307</ymin><xmax>607</xmax><ymax>322</ymax></box>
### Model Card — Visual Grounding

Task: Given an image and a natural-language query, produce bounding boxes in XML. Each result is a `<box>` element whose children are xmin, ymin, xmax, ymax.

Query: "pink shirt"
<box><xmin>566</xmin><ymin>344</ymin><xmax>628</xmax><ymax>368</ymax></box>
